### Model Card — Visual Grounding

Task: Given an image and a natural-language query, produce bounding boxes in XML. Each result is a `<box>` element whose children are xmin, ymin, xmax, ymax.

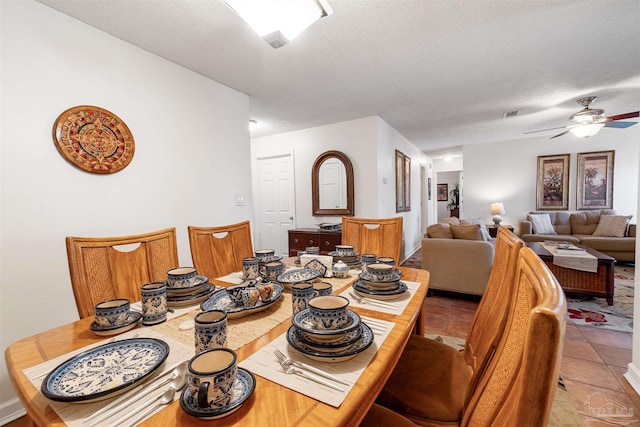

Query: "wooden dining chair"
<box><xmin>66</xmin><ymin>227</ymin><xmax>179</xmax><ymax>319</ymax></box>
<box><xmin>366</xmin><ymin>245</ymin><xmax>566</xmax><ymax>427</ymax></box>
<box><xmin>341</xmin><ymin>216</ymin><xmax>403</xmax><ymax>261</ymax></box>
<box><xmin>372</xmin><ymin>227</ymin><xmax>524</xmax><ymax>425</ymax></box>
<box><xmin>188</xmin><ymin>220</ymin><xmax>254</xmax><ymax>280</ymax></box>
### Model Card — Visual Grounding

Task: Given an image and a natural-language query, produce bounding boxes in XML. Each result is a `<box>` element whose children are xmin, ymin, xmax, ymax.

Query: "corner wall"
<box><xmin>1</xmin><ymin>1</ymin><xmax>252</xmax><ymax>419</ymax></box>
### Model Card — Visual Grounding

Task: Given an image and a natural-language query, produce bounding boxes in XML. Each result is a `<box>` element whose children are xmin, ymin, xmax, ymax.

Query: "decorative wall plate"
<box><xmin>53</xmin><ymin>105</ymin><xmax>135</xmax><ymax>174</ymax></box>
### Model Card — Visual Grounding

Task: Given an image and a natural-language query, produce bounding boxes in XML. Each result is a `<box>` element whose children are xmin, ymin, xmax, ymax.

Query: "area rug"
<box><xmin>404</xmin><ymin>251</ymin><xmax>635</xmax><ymax>333</ymax></box>
<box><xmin>426</xmin><ymin>334</ymin><xmax>582</xmax><ymax>427</ymax></box>
<box><xmin>565</xmin><ymin>265</ymin><xmax>634</xmax><ymax>333</ymax></box>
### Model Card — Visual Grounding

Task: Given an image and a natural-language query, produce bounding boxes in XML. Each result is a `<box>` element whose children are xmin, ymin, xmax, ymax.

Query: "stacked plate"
<box><xmin>286</xmin><ymin>307</ymin><xmax>373</xmax><ymax>363</ymax></box>
<box><xmin>353</xmin><ymin>268</ymin><xmax>407</xmax><ymax>301</ymax></box>
<box><xmin>166</xmin><ymin>274</ymin><xmax>216</xmax><ymax>308</ymax></box>
<box><xmin>327</xmin><ymin>251</ymin><xmax>361</xmax><ymax>269</ymax></box>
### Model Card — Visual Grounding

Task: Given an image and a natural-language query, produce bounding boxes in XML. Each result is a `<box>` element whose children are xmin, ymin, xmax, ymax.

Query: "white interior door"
<box><xmin>256</xmin><ymin>154</ymin><xmax>296</xmax><ymax>256</ymax></box>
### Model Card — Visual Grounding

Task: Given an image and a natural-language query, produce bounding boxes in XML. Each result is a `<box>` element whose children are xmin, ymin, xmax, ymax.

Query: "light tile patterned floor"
<box><xmin>423</xmin><ymin>292</ymin><xmax>640</xmax><ymax>427</ymax></box>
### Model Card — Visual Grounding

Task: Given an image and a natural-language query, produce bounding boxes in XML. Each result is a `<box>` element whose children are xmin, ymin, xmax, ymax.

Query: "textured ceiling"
<box><xmin>36</xmin><ymin>0</ymin><xmax>640</xmax><ymax>153</ymax></box>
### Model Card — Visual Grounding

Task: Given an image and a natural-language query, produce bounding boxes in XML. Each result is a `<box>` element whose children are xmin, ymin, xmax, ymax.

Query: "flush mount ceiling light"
<box><xmin>222</xmin><ymin>0</ymin><xmax>333</xmax><ymax>48</ymax></box>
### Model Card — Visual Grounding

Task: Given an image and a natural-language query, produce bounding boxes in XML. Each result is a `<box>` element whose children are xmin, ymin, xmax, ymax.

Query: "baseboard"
<box><xmin>402</xmin><ymin>242</ymin><xmax>421</xmax><ymax>264</ymax></box>
<box><xmin>0</xmin><ymin>398</ymin><xmax>25</xmax><ymax>426</ymax></box>
<box><xmin>624</xmin><ymin>362</ymin><xmax>640</xmax><ymax>396</ymax></box>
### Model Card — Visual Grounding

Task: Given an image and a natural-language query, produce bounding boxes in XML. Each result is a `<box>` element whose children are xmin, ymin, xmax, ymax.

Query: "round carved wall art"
<box><xmin>53</xmin><ymin>105</ymin><xmax>135</xmax><ymax>174</ymax></box>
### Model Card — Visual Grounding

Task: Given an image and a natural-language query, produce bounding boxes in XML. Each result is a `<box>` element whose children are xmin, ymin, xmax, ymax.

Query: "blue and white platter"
<box><xmin>179</xmin><ymin>368</ymin><xmax>256</xmax><ymax>419</ymax></box>
<box><xmin>89</xmin><ymin>311</ymin><xmax>141</xmax><ymax>336</ymax></box>
<box><xmin>200</xmin><ymin>283</ymin><xmax>284</xmax><ymax>319</ymax></box>
<box><xmin>41</xmin><ymin>338</ymin><xmax>169</xmax><ymax>403</ymax></box>
<box><xmin>287</xmin><ymin>323</ymin><xmax>374</xmax><ymax>362</ymax></box>
<box><xmin>276</xmin><ymin>268</ymin><xmax>320</xmax><ymax>285</ymax></box>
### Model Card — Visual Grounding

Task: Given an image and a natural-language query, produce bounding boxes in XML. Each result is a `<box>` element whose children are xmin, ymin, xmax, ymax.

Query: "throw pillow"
<box><xmin>450</xmin><ymin>224</ymin><xmax>483</xmax><ymax>240</ymax></box>
<box><xmin>440</xmin><ymin>217</ymin><xmax>461</xmax><ymax>226</ymax></box>
<box><xmin>461</xmin><ymin>218</ymin><xmax>492</xmax><ymax>241</ymax></box>
<box><xmin>593</xmin><ymin>215</ymin><xmax>632</xmax><ymax>237</ymax></box>
<box><xmin>528</xmin><ymin>214</ymin><xmax>556</xmax><ymax>235</ymax></box>
<box><xmin>426</xmin><ymin>223</ymin><xmax>453</xmax><ymax>239</ymax></box>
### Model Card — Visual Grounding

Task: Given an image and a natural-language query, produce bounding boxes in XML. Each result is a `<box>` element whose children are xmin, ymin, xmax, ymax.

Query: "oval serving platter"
<box><xmin>200</xmin><ymin>283</ymin><xmax>284</xmax><ymax>319</ymax></box>
<box><xmin>42</xmin><ymin>338</ymin><xmax>169</xmax><ymax>403</ymax></box>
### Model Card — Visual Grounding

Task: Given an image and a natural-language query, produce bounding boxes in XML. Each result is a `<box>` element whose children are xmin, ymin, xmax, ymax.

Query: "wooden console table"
<box><xmin>288</xmin><ymin>228</ymin><xmax>342</xmax><ymax>256</ymax></box>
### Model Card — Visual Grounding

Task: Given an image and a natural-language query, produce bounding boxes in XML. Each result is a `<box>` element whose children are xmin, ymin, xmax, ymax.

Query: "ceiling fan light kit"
<box><xmin>525</xmin><ymin>96</ymin><xmax>638</xmax><ymax>139</ymax></box>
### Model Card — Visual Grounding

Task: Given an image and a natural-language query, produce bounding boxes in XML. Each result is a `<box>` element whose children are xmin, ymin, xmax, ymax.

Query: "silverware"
<box><xmin>348</xmin><ymin>292</ymin><xmax>396</xmax><ymax>308</ymax></box>
<box><xmin>85</xmin><ymin>360</ymin><xmax>187</xmax><ymax>425</ymax></box>
<box><xmin>277</xmin><ymin>359</ymin><xmax>344</xmax><ymax>392</ymax></box>
<box><xmin>111</xmin><ymin>387</ymin><xmax>176</xmax><ymax>427</ymax></box>
<box><xmin>274</xmin><ymin>350</ymin><xmax>350</xmax><ymax>386</ymax></box>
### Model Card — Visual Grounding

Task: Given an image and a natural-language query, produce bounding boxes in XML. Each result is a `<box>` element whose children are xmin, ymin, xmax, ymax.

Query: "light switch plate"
<box><xmin>235</xmin><ymin>193</ymin><xmax>245</xmax><ymax>206</ymax></box>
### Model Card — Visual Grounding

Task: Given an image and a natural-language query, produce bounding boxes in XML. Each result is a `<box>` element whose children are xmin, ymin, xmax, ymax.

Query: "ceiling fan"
<box><xmin>524</xmin><ymin>96</ymin><xmax>639</xmax><ymax>139</ymax></box>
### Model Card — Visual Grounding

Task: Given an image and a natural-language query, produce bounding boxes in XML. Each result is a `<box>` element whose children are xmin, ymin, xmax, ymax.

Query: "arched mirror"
<box><xmin>312</xmin><ymin>150</ymin><xmax>354</xmax><ymax>216</ymax></box>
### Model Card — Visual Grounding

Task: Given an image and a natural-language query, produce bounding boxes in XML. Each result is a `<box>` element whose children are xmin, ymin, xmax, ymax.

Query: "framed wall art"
<box><xmin>53</xmin><ymin>105</ymin><xmax>135</xmax><ymax>174</ymax></box>
<box><xmin>395</xmin><ymin>150</ymin><xmax>411</xmax><ymax>212</ymax></box>
<box><xmin>437</xmin><ymin>184</ymin><xmax>448</xmax><ymax>202</ymax></box>
<box><xmin>577</xmin><ymin>150</ymin><xmax>614</xmax><ymax>210</ymax></box>
<box><xmin>536</xmin><ymin>154</ymin><xmax>570</xmax><ymax>210</ymax></box>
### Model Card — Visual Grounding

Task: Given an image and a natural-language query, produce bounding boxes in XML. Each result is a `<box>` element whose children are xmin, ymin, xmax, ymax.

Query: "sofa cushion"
<box><xmin>440</xmin><ymin>217</ymin><xmax>461</xmax><ymax>226</ymax></box>
<box><xmin>450</xmin><ymin>224</ymin><xmax>483</xmax><ymax>240</ymax></box>
<box><xmin>427</xmin><ymin>223</ymin><xmax>453</xmax><ymax>239</ymax></box>
<box><xmin>576</xmin><ymin>236</ymin><xmax>637</xmax><ymax>253</ymax></box>
<box><xmin>528</xmin><ymin>211</ymin><xmax>572</xmax><ymax>234</ymax></box>
<box><xmin>570</xmin><ymin>209</ymin><xmax>616</xmax><ymax>235</ymax></box>
<box><xmin>461</xmin><ymin>218</ymin><xmax>492</xmax><ymax>241</ymax></box>
<box><xmin>528</xmin><ymin>214</ymin><xmax>556</xmax><ymax>234</ymax></box>
<box><xmin>593</xmin><ymin>215</ymin><xmax>632</xmax><ymax>237</ymax></box>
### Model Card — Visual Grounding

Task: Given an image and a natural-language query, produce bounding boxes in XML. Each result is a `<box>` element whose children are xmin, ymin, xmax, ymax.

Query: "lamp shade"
<box><xmin>569</xmin><ymin>123</ymin><xmax>604</xmax><ymax>138</ymax></box>
<box><xmin>491</xmin><ymin>203</ymin><xmax>506</xmax><ymax>216</ymax></box>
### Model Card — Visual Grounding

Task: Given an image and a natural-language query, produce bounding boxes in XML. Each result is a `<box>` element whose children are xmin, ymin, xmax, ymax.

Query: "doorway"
<box><xmin>255</xmin><ymin>153</ymin><xmax>296</xmax><ymax>256</ymax></box>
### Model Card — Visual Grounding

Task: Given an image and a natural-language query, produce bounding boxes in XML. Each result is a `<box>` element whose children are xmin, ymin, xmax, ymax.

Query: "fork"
<box><xmin>277</xmin><ymin>359</ymin><xmax>345</xmax><ymax>392</ymax></box>
<box><xmin>274</xmin><ymin>350</ymin><xmax>350</xmax><ymax>386</ymax></box>
<box><xmin>348</xmin><ymin>292</ymin><xmax>396</xmax><ymax>308</ymax></box>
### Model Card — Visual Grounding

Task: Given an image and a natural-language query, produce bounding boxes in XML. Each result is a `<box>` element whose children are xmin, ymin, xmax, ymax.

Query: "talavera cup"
<box><xmin>167</xmin><ymin>267</ymin><xmax>198</xmax><ymax>288</ymax></box>
<box><xmin>140</xmin><ymin>282</ymin><xmax>167</xmax><ymax>326</ymax></box>
<box><xmin>187</xmin><ymin>348</ymin><xmax>237</xmax><ymax>409</ymax></box>
<box><xmin>242</xmin><ymin>257</ymin><xmax>260</xmax><ymax>280</ymax></box>
<box><xmin>194</xmin><ymin>310</ymin><xmax>228</xmax><ymax>355</ymax></box>
<box><xmin>312</xmin><ymin>281</ymin><xmax>332</xmax><ymax>297</ymax></box>
<box><xmin>291</xmin><ymin>282</ymin><xmax>314</xmax><ymax>314</ymax></box>
<box><xmin>94</xmin><ymin>299</ymin><xmax>130</xmax><ymax>327</ymax></box>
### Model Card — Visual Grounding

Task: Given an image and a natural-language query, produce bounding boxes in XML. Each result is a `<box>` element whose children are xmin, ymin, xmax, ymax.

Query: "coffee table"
<box><xmin>527</xmin><ymin>242</ymin><xmax>615</xmax><ymax>305</ymax></box>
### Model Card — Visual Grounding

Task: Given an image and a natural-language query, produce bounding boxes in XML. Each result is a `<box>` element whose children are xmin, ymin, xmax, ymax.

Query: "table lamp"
<box><xmin>491</xmin><ymin>202</ymin><xmax>506</xmax><ymax>227</ymax></box>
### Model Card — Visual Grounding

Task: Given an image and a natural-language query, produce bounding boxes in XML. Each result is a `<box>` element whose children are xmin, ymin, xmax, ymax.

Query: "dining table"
<box><xmin>5</xmin><ymin>262</ymin><xmax>428</xmax><ymax>427</ymax></box>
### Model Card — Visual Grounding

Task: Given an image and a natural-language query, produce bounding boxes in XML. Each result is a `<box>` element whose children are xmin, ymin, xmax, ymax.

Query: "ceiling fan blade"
<box><xmin>523</xmin><ymin>125</ymin><xmax>568</xmax><ymax>135</ymax></box>
<box><xmin>606</xmin><ymin>111</ymin><xmax>639</xmax><ymax>121</ymax></box>
<box><xmin>550</xmin><ymin>130</ymin><xmax>570</xmax><ymax>139</ymax></box>
<box><xmin>604</xmin><ymin>121</ymin><xmax>638</xmax><ymax>129</ymax></box>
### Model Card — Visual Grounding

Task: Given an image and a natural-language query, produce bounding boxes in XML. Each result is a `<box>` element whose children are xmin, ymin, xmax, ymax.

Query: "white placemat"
<box><xmin>339</xmin><ymin>280</ymin><xmax>421</xmax><ymax>315</ymax></box>
<box><xmin>239</xmin><ymin>316</ymin><xmax>395</xmax><ymax>407</ymax></box>
<box><xmin>23</xmin><ymin>328</ymin><xmax>193</xmax><ymax>427</ymax></box>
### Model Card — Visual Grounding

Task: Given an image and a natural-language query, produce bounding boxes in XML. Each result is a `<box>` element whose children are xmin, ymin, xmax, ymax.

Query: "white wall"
<box><xmin>251</xmin><ymin>116</ymin><xmax>425</xmax><ymax>261</ymax></box>
<box><xmin>0</xmin><ymin>1</ymin><xmax>252</xmax><ymax>418</ymax></box>
<box><xmin>462</xmin><ymin>129</ymin><xmax>639</xmax><ymax>230</ymax></box>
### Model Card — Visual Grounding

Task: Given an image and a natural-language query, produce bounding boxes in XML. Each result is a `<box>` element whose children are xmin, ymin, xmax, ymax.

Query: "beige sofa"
<box><xmin>422</xmin><ymin>219</ymin><xmax>495</xmax><ymax>296</ymax></box>
<box><xmin>519</xmin><ymin>209</ymin><xmax>636</xmax><ymax>262</ymax></box>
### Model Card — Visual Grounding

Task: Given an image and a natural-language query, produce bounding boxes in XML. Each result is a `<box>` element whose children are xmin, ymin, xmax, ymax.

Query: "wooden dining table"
<box><xmin>5</xmin><ymin>265</ymin><xmax>428</xmax><ymax>427</ymax></box>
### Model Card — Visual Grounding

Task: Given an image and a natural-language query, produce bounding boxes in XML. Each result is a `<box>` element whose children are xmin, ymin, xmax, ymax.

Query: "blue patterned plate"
<box><xmin>164</xmin><ymin>274</ymin><xmax>209</xmax><ymax>290</ymax></box>
<box><xmin>89</xmin><ymin>311</ymin><xmax>141</xmax><ymax>336</ymax></box>
<box><xmin>294</xmin><ymin>324</ymin><xmax>364</xmax><ymax>351</ymax></box>
<box><xmin>180</xmin><ymin>368</ymin><xmax>255</xmax><ymax>419</ymax></box>
<box><xmin>276</xmin><ymin>268</ymin><xmax>320</xmax><ymax>284</ymax></box>
<box><xmin>200</xmin><ymin>284</ymin><xmax>284</xmax><ymax>319</ymax></box>
<box><xmin>292</xmin><ymin>308</ymin><xmax>361</xmax><ymax>343</ymax></box>
<box><xmin>353</xmin><ymin>280</ymin><xmax>408</xmax><ymax>295</ymax></box>
<box><xmin>41</xmin><ymin>338</ymin><xmax>169</xmax><ymax>403</ymax></box>
<box><xmin>287</xmin><ymin>323</ymin><xmax>374</xmax><ymax>362</ymax></box>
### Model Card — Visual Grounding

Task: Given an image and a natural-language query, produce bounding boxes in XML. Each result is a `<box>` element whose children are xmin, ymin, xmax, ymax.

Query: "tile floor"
<box><xmin>424</xmin><ymin>292</ymin><xmax>640</xmax><ymax>427</ymax></box>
